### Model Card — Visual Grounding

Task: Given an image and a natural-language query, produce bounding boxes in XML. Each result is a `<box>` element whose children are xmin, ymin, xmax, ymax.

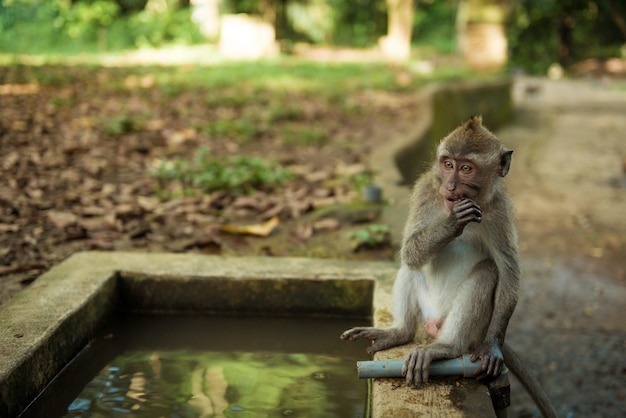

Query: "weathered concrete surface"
<box><xmin>0</xmin><ymin>255</ymin><xmax>120</xmax><ymax>418</ymax></box>
<box><xmin>0</xmin><ymin>252</ymin><xmax>391</xmax><ymax>418</ymax></box>
<box><xmin>370</xmin><ymin>344</ymin><xmax>497</xmax><ymax>418</ymax></box>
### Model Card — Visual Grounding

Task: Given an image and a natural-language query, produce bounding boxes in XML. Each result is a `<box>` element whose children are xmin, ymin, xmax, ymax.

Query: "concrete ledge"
<box><xmin>0</xmin><ymin>252</ymin><xmax>389</xmax><ymax>417</ymax></box>
<box><xmin>370</xmin><ymin>344</ymin><xmax>496</xmax><ymax>417</ymax></box>
<box><xmin>0</xmin><ymin>252</ymin><xmax>495</xmax><ymax>417</ymax></box>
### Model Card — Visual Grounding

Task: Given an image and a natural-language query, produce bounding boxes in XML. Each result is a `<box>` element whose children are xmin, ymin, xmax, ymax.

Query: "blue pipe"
<box><xmin>357</xmin><ymin>354</ymin><xmax>481</xmax><ymax>379</ymax></box>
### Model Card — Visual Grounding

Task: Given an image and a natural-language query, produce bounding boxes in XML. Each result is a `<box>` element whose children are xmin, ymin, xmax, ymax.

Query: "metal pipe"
<box><xmin>357</xmin><ymin>354</ymin><xmax>481</xmax><ymax>379</ymax></box>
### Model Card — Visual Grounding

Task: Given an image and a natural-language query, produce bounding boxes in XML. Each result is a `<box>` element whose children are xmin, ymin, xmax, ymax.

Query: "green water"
<box><xmin>64</xmin><ymin>350</ymin><xmax>363</xmax><ymax>417</ymax></box>
<box><xmin>23</xmin><ymin>315</ymin><xmax>370</xmax><ymax>418</ymax></box>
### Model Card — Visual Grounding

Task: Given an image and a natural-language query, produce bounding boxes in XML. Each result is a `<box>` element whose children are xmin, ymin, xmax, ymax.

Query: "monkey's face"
<box><xmin>438</xmin><ymin>155</ymin><xmax>481</xmax><ymax>211</ymax></box>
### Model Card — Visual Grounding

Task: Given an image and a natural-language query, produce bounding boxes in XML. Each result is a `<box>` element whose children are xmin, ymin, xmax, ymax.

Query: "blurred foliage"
<box><xmin>0</xmin><ymin>0</ymin><xmax>203</xmax><ymax>53</ymax></box>
<box><xmin>223</xmin><ymin>0</ymin><xmax>455</xmax><ymax>50</ymax></box>
<box><xmin>1</xmin><ymin>0</ymin><xmax>623</xmax><ymax>74</ymax></box>
<box><xmin>223</xmin><ymin>0</ymin><xmax>388</xmax><ymax>47</ymax></box>
<box><xmin>412</xmin><ymin>0</ymin><xmax>457</xmax><ymax>52</ymax></box>
<box><xmin>508</xmin><ymin>0</ymin><xmax>626</xmax><ymax>74</ymax></box>
<box><xmin>328</xmin><ymin>0</ymin><xmax>387</xmax><ymax>47</ymax></box>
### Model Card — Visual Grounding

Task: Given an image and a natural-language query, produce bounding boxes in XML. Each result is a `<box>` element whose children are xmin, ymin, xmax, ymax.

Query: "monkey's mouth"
<box><xmin>445</xmin><ymin>196</ymin><xmax>463</xmax><ymax>209</ymax></box>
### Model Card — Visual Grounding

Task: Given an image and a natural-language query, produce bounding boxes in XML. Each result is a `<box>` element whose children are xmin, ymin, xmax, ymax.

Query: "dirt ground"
<box><xmin>492</xmin><ymin>77</ymin><xmax>626</xmax><ymax>417</ymax></box>
<box><xmin>0</xmin><ymin>64</ymin><xmax>414</xmax><ymax>305</ymax></box>
<box><xmin>1</xmin><ymin>64</ymin><xmax>625</xmax><ymax>417</ymax></box>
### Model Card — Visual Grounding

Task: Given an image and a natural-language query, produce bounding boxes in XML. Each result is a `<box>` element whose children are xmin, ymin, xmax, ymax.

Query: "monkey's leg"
<box><xmin>404</xmin><ymin>260</ymin><xmax>498</xmax><ymax>385</ymax></box>
<box><xmin>340</xmin><ymin>265</ymin><xmax>421</xmax><ymax>354</ymax></box>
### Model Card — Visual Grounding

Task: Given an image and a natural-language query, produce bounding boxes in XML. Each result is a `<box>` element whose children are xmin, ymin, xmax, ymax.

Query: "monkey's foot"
<box><xmin>340</xmin><ymin>326</ymin><xmax>381</xmax><ymax>341</ymax></box>
<box><xmin>340</xmin><ymin>327</ymin><xmax>412</xmax><ymax>354</ymax></box>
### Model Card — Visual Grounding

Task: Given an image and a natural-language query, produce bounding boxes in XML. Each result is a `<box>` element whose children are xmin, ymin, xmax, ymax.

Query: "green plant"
<box><xmin>60</xmin><ymin>0</ymin><xmax>120</xmax><ymax>41</ymax></box>
<box><xmin>342</xmin><ymin>172</ymin><xmax>374</xmax><ymax>193</ymax></box>
<box><xmin>348</xmin><ymin>224</ymin><xmax>391</xmax><ymax>251</ymax></box>
<box><xmin>205</xmin><ymin>119</ymin><xmax>262</xmax><ymax>144</ymax></box>
<box><xmin>149</xmin><ymin>146</ymin><xmax>293</xmax><ymax>197</ymax></box>
<box><xmin>281</xmin><ymin>125</ymin><xmax>327</xmax><ymax>146</ymax></box>
<box><xmin>101</xmin><ymin>112</ymin><xmax>146</xmax><ymax>135</ymax></box>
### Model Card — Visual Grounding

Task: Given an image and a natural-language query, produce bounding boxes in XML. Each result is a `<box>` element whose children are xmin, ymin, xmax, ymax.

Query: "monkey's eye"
<box><xmin>443</xmin><ymin>161</ymin><xmax>453</xmax><ymax>169</ymax></box>
<box><xmin>460</xmin><ymin>164</ymin><xmax>472</xmax><ymax>173</ymax></box>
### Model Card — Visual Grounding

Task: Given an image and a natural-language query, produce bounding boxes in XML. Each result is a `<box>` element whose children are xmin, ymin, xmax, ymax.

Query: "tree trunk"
<box><xmin>380</xmin><ymin>0</ymin><xmax>414</xmax><ymax>62</ymax></box>
<box><xmin>191</xmin><ymin>0</ymin><xmax>221</xmax><ymax>40</ymax></box>
<box><xmin>457</xmin><ymin>0</ymin><xmax>508</xmax><ymax>72</ymax></box>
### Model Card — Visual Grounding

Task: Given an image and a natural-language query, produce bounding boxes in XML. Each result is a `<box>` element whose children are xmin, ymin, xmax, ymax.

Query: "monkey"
<box><xmin>341</xmin><ymin>116</ymin><xmax>557</xmax><ymax>418</ymax></box>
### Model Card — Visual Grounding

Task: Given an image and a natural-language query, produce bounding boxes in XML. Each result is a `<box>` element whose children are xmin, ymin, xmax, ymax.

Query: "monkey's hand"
<box><xmin>450</xmin><ymin>199</ymin><xmax>482</xmax><ymax>235</ymax></box>
<box><xmin>470</xmin><ymin>342</ymin><xmax>504</xmax><ymax>381</ymax></box>
<box><xmin>402</xmin><ymin>347</ymin><xmax>433</xmax><ymax>385</ymax></box>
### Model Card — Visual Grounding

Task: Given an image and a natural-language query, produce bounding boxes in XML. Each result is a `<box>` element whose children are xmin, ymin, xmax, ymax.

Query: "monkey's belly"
<box><xmin>423</xmin><ymin>240</ymin><xmax>489</xmax><ymax>314</ymax></box>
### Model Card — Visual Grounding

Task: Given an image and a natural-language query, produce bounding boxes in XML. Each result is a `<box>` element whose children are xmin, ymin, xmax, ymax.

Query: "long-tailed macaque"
<box><xmin>341</xmin><ymin>116</ymin><xmax>556</xmax><ymax>418</ymax></box>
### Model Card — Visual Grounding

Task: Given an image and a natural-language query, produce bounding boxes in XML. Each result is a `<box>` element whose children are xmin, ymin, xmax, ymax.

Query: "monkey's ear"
<box><xmin>499</xmin><ymin>150</ymin><xmax>513</xmax><ymax>177</ymax></box>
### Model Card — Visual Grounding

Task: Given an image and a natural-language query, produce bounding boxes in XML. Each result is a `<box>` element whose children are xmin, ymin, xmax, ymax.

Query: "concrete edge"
<box><xmin>0</xmin><ymin>251</ymin><xmax>396</xmax><ymax>418</ymax></box>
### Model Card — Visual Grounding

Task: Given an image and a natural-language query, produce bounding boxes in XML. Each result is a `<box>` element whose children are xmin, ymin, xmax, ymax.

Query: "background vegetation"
<box><xmin>2</xmin><ymin>0</ymin><xmax>623</xmax><ymax>73</ymax></box>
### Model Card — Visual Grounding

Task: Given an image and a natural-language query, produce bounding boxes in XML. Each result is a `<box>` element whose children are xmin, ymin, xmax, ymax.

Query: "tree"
<box><xmin>457</xmin><ymin>0</ymin><xmax>508</xmax><ymax>71</ymax></box>
<box><xmin>508</xmin><ymin>0</ymin><xmax>626</xmax><ymax>73</ymax></box>
<box><xmin>379</xmin><ymin>0</ymin><xmax>414</xmax><ymax>62</ymax></box>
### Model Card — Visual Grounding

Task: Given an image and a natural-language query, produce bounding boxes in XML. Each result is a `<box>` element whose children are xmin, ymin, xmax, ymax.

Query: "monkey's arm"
<box><xmin>472</xmin><ymin>222</ymin><xmax>520</xmax><ymax>380</ymax></box>
<box><xmin>402</xmin><ymin>197</ymin><xmax>482</xmax><ymax>270</ymax></box>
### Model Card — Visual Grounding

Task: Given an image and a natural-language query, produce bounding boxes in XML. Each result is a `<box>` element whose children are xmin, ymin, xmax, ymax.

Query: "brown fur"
<box><xmin>341</xmin><ymin>117</ymin><xmax>556</xmax><ymax>417</ymax></box>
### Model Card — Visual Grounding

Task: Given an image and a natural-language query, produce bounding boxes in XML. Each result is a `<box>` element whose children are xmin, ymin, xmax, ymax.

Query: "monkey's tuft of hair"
<box><xmin>464</xmin><ymin>115</ymin><xmax>483</xmax><ymax>130</ymax></box>
<box><xmin>441</xmin><ymin>116</ymin><xmax>503</xmax><ymax>159</ymax></box>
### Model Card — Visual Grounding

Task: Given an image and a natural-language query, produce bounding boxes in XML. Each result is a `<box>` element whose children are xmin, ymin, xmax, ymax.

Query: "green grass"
<box><xmin>149</xmin><ymin>146</ymin><xmax>293</xmax><ymax>198</ymax></box>
<box><xmin>1</xmin><ymin>49</ymin><xmax>472</xmax><ymax>95</ymax></box>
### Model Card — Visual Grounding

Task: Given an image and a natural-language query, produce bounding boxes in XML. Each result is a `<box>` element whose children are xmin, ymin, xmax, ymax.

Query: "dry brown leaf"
<box><xmin>0</xmin><ymin>224</ymin><xmax>19</xmax><ymax>233</ymax></box>
<box><xmin>79</xmin><ymin>216</ymin><xmax>114</xmax><ymax>232</ymax></box>
<box><xmin>260</xmin><ymin>202</ymin><xmax>286</xmax><ymax>219</ymax></box>
<box><xmin>313</xmin><ymin>218</ymin><xmax>341</xmax><ymax>231</ymax></box>
<box><xmin>47</xmin><ymin>210</ymin><xmax>78</xmax><ymax>229</ymax></box>
<box><xmin>295</xmin><ymin>223</ymin><xmax>314</xmax><ymax>240</ymax></box>
<box><xmin>219</xmin><ymin>216</ymin><xmax>279</xmax><ymax>237</ymax></box>
<box><xmin>81</xmin><ymin>206</ymin><xmax>107</xmax><ymax>216</ymax></box>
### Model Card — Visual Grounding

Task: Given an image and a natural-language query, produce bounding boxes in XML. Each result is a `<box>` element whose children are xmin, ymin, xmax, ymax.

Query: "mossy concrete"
<box><xmin>0</xmin><ymin>251</ymin><xmax>495</xmax><ymax>417</ymax></box>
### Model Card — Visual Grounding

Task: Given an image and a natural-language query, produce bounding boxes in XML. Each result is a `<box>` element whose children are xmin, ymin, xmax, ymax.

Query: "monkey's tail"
<box><xmin>502</xmin><ymin>343</ymin><xmax>558</xmax><ymax>418</ymax></box>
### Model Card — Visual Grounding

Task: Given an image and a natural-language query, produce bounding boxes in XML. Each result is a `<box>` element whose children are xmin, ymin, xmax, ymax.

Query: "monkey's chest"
<box><xmin>424</xmin><ymin>237</ymin><xmax>489</xmax><ymax>288</ymax></box>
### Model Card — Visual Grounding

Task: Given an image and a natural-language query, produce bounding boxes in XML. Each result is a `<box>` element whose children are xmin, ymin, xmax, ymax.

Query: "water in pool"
<box><xmin>23</xmin><ymin>315</ymin><xmax>370</xmax><ymax>418</ymax></box>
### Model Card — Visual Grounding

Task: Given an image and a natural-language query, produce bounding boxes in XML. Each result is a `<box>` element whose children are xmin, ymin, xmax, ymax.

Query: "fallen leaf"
<box><xmin>295</xmin><ymin>223</ymin><xmax>313</xmax><ymax>240</ymax></box>
<box><xmin>167</xmin><ymin>234</ymin><xmax>221</xmax><ymax>252</ymax></box>
<box><xmin>47</xmin><ymin>210</ymin><xmax>78</xmax><ymax>229</ymax></box>
<box><xmin>86</xmin><ymin>240</ymin><xmax>115</xmax><ymax>250</ymax></box>
<box><xmin>0</xmin><ymin>224</ymin><xmax>19</xmax><ymax>233</ymax></box>
<box><xmin>313</xmin><ymin>218</ymin><xmax>341</xmax><ymax>231</ymax></box>
<box><xmin>81</xmin><ymin>206</ymin><xmax>107</xmax><ymax>217</ymax></box>
<box><xmin>126</xmin><ymin>219</ymin><xmax>152</xmax><ymax>239</ymax></box>
<box><xmin>219</xmin><ymin>216</ymin><xmax>279</xmax><ymax>237</ymax></box>
<box><xmin>0</xmin><ymin>263</ymin><xmax>45</xmax><ymax>277</ymax></box>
